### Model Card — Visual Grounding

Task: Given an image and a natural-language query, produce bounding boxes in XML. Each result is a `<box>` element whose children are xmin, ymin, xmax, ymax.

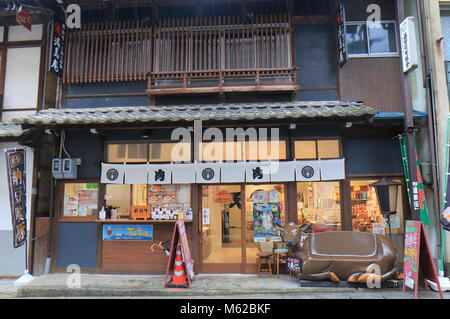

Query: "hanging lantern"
<box><xmin>213</xmin><ymin>190</ymin><xmax>232</xmax><ymax>204</ymax></box>
<box><xmin>369</xmin><ymin>178</ymin><xmax>401</xmax><ymax>216</ymax></box>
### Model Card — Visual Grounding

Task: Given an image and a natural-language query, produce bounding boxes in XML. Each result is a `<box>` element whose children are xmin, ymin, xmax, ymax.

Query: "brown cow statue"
<box><xmin>275</xmin><ymin>222</ymin><xmax>398</xmax><ymax>283</ymax></box>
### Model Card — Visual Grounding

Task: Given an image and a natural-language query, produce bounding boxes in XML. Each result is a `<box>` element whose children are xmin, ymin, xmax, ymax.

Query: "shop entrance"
<box><xmin>200</xmin><ymin>184</ymin><xmax>286</xmax><ymax>273</ymax></box>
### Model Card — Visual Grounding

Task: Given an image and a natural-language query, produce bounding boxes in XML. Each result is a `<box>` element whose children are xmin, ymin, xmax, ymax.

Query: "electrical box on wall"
<box><xmin>63</xmin><ymin>158</ymin><xmax>78</xmax><ymax>179</ymax></box>
<box><xmin>52</xmin><ymin>158</ymin><xmax>63</xmax><ymax>179</ymax></box>
<box><xmin>52</xmin><ymin>158</ymin><xmax>80</xmax><ymax>179</ymax></box>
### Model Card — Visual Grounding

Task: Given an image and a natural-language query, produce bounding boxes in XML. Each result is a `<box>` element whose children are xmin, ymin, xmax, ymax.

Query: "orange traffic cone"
<box><xmin>166</xmin><ymin>243</ymin><xmax>189</xmax><ymax>289</ymax></box>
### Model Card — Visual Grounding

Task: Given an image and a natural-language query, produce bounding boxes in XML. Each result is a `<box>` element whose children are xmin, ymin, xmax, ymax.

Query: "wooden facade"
<box><xmin>29</xmin><ymin>0</ymin><xmax>413</xmax><ymax>276</ymax></box>
<box><xmin>63</xmin><ymin>14</ymin><xmax>299</xmax><ymax>95</ymax></box>
<box><xmin>338</xmin><ymin>57</ymin><xmax>403</xmax><ymax>112</ymax></box>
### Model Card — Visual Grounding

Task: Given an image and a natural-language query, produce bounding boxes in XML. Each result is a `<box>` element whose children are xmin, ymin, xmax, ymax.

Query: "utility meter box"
<box><xmin>52</xmin><ymin>158</ymin><xmax>63</xmax><ymax>179</ymax></box>
<box><xmin>62</xmin><ymin>158</ymin><xmax>78</xmax><ymax>179</ymax></box>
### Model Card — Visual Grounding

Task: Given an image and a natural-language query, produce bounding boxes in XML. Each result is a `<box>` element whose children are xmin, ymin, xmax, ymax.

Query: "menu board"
<box><xmin>148</xmin><ymin>185</ymin><xmax>177</xmax><ymax>204</ymax></box>
<box><xmin>404</xmin><ymin>221</ymin><xmax>422</xmax><ymax>293</ymax></box>
<box><xmin>402</xmin><ymin>220</ymin><xmax>443</xmax><ymax>298</ymax></box>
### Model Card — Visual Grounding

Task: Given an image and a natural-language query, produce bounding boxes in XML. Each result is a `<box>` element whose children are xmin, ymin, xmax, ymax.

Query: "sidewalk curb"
<box><xmin>17</xmin><ymin>287</ymin><xmax>360</xmax><ymax>298</ymax></box>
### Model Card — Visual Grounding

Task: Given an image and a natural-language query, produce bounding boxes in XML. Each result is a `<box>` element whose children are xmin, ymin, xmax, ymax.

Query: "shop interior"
<box><xmin>350</xmin><ymin>180</ymin><xmax>404</xmax><ymax>235</ymax></box>
<box><xmin>201</xmin><ymin>184</ymin><xmax>286</xmax><ymax>266</ymax></box>
<box><xmin>296</xmin><ymin>181</ymin><xmax>341</xmax><ymax>232</ymax></box>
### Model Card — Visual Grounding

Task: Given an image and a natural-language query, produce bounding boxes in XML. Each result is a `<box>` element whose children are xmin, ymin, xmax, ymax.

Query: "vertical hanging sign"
<box><xmin>337</xmin><ymin>0</ymin><xmax>348</xmax><ymax>67</ymax></box>
<box><xmin>400</xmin><ymin>17</ymin><xmax>419</xmax><ymax>73</ymax></box>
<box><xmin>49</xmin><ymin>21</ymin><xmax>66</xmax><ymax>76</ymax></box>
<box><xmin>399</xmin><ymin>135</ymin><xmax>430</xmax><ymax>225</ymax></box>
<box><xmin>4</xmin><ymin>149</ymin><xmax>27</xmax><ymax>248</ymax></box>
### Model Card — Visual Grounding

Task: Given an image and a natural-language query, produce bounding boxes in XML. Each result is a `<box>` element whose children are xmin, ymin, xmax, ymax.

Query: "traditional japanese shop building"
<box><xmin>14</xmin><ymin>0</ymin><xmax>433</xmax><ymax>275</ymax></box>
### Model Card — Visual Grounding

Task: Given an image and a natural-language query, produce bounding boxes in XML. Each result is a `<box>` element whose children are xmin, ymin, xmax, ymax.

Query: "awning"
<box><xmin>13</xmin><ymin>101</ymin><xmax>378</xmax><ymax>126</ymax></box>
<box><xmin>372</xmin><ymin>110</ymin><xmax>428</xmax><ymax>120</ymax></box>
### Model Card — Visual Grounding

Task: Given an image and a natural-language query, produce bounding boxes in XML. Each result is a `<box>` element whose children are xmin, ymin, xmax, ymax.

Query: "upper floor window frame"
<box><xmin>345</xmin><ymin>20</ymin><xmax>399</xmax><ymax>58</ymax></box>
<box><xmin>294</xmin><ymin>138</ymin><xmax>342</xmax><ymax>160</ymax></box>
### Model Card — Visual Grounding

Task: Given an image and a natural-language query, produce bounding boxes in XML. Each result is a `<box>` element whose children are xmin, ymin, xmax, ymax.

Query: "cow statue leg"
<box><xmin>347</xmin><ymin>266</ymin><xmax>398</xmax><ymax>284</ymax></box>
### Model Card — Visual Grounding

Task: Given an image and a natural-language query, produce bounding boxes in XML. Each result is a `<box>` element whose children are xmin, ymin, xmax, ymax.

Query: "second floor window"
<box><xmin>346</xmin><ymin>21</ymin><xmax>398</xmax><ymax>57</ymax></box>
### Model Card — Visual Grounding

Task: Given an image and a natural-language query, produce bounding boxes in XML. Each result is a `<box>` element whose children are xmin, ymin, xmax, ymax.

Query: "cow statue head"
<box><xmin>274</xmin><ymin>222</ymin><xmax>312</xmax><ymax>250</ymax></box>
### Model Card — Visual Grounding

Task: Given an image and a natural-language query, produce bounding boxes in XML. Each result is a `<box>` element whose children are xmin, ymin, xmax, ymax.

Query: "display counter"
<box><xmin>100</xmin><ymin>219</ymin><xmax>193</xmax><ymax>274</ymax></box>
<box><xmin>96</xmin><ymin>219</ymin><xmax>192</xmax><ymax>223</ymax></box>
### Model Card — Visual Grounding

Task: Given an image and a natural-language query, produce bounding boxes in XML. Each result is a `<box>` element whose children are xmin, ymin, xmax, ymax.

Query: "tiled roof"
<box><xmin>0</xmin><ymin>124</ymin><xmax>24</xmax><ymax>137</ymax></box>
<box><xmin>14</xmin><ymin>101</ymin><xmax>378</xmax><ymax>126</ymax></box>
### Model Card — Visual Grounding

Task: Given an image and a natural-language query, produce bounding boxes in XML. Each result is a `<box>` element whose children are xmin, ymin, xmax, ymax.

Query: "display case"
<box><xmin>104</xmin><ymin>183</ymin><xmax>192</xmax><ymax>222</ymax></box>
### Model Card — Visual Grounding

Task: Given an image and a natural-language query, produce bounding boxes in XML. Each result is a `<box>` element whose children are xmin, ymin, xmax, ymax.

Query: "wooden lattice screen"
<box><xmin>63</xmin><ymin>21</ymin><xmax>153</xmax><ymax>83</ymax></box>
<box><xmin>153</xmin><ymin>14</ymin><xmax>292</xmax><ymax>72</ymax></box>
<box><xmin>63</xmin><ymin>15</ymin><xmax>293</xmax><ymax>87</ymax></box>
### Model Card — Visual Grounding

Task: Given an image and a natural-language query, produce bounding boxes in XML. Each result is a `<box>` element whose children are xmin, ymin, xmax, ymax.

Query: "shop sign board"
<box><xmin>103</xmin><ymin>225</ymin><xmax>153</xmax><ymax>241</ymax></box>
<box><xmin>336</xmin><ymin>0</ymin><xmax>348</xmax><ymax>67</ymax></box>
<box><xmin>400</xmin><ymin>17</ymin><xmax>419</xmax><ymax>73</ymax></box>
<box><xmin>49</xmin><ymin>21</ymin><xmax>66</xmax><ymax>76</ymax></box>
<box><xmin>402</xmin><ymin>220</ymin><xmax>443</xmax><ymax>299</ymax></box>
<box><xmin>4</xmin><ymin>149</ymin><xmax>27</xmax><ymax>248</ymax></box>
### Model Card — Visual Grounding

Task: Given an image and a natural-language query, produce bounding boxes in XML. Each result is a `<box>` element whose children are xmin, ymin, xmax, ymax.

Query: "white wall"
<box><xmin>1</xmin><ymin>24</ymin><xmax>43</xmax><ymax>123</ymax></box>
<box><xmin>7</xmin><ymin>25</ymin><xmax>42</xmax><ymax>42</ymax></box>
<box><xmin>0</xmin><ymin>143</ymin><xmax>34</xmax><ymax>275</ymax></box>
<box><xmin>3</xmin><ymin>47</ymin><xmax>41</xmax><ymax>111</ymax></box>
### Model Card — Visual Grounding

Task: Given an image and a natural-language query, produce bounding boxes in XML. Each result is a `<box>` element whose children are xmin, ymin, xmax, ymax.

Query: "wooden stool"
<box><xmin>257</xmin><ymin>251</ymin><xmax>273</xmax><ymax>277</ymax></box>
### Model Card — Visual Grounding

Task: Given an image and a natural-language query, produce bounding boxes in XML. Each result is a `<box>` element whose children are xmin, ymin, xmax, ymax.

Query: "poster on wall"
<box><xmin>4</xmin><ymin>149</ymin><xmax>27</xmax><ymax>248</ymax></box>
<box><xmin>253</xmin><ymin>203</ymin><xmax>282</xmax><ymax>242</ymax></box>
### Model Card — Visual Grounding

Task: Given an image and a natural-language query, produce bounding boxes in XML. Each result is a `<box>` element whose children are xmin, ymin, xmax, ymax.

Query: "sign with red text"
<box><xmin>402</xmin><ymin>220</ymin><xmax>443</xmax><ymax>299</ymax></box>
<box><xmin>16</xmin><ymin>7</ymin><xmax>32</xmax><ymax>31</ymax></box>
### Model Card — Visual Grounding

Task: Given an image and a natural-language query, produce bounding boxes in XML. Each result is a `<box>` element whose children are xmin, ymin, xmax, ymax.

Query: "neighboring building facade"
<box><xmin>10</xmin><ymin>0</ymin><xmax>437</xmax><ymax>276</ymax></box>
<box><xmin>419</xmin><ymin>0</ymin><xmax>450</xmax><ymax>274</ymax></box>
<box><xmin>0</xmin><ymin>23</ymin><xmax>43</xmax><ymax>276</ymax></box>
<box><xmin>0</xmin><ymin>2</ymin><xmax>60</xmax><ymax>277</ymax></box>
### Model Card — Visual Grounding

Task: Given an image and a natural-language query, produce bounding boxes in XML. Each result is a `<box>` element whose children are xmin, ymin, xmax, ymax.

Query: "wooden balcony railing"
<box><xmin>63</xmin><ymin>15</ymin><xmax>299</xmax><ymax>94</ymax></box>
<box><xmin>148</xmin><ymin>14</ymin><xmax>298</xmax><ymax>94</ymax></box>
